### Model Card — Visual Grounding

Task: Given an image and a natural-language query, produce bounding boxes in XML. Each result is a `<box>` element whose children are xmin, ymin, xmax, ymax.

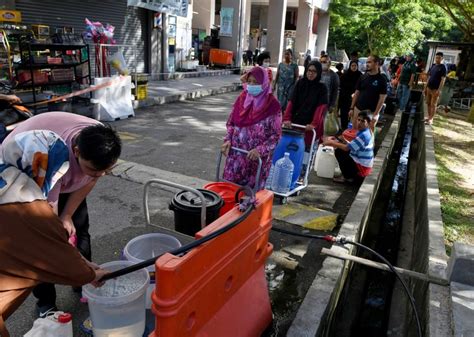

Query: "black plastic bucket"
<box><xmin>169</xmin><ymin>189</ymin><xmax>224</xmax><ymax>236</ymax></box>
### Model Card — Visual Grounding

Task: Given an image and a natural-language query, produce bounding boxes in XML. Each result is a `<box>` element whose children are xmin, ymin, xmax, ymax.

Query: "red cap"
<box><xmin>57</xmin><ymin>313</ymin><xmax>72</xmax><ymax>323</ymax></box>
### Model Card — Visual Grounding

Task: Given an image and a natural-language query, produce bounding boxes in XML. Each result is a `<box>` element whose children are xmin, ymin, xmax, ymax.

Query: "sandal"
<box><xmin>80</xmin><ymin>317</ymin><xmax>93</xmax><ymax>335</ymax></box>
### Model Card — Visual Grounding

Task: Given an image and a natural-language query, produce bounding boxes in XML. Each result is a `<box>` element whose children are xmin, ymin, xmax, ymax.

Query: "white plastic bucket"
<box><xmin>123</xmin><ymin>233</ymin><xmax>181</xmax><ymax>309</ymax></box>
<box><xmin>316</xmin><ymin>146</ymin><xmax>337</xmax><ymax>178</ymax></box>
<box><xmin>83</xmin><ymin>261</ymin><xmax>149</xmax><ymax>337</ymax></box>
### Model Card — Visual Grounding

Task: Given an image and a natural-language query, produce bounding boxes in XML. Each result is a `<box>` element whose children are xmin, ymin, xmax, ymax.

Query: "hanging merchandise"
<box><xmin>83</xmin><ymin>18</ymin><xmax>116</xmax><ymax>77</ymax></box>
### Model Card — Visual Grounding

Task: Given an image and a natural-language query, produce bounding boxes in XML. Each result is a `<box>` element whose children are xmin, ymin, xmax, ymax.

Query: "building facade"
<box><xmin>2</xmin><ymin>0</ymin><xmax>330</xmax><ymax>77</ymax></box>
<box><xmin>194</xmin><ymin>0</ymin><xmax>331</xmax><ymax>66</ymax></box>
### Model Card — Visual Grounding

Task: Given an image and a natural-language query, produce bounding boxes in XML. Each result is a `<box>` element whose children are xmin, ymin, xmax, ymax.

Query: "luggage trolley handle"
<box><xmin>287</xmin><ymin>123</ymin><xmax>317</xmax><ymax>145</ymax></box>
<box><xmin>143</xmin><ymin>179</ymin><xmax>207</xmax><ymax>229</ymax></box>
<box><xmin>216</xmin><ymin>146</ymin><xmax>262</xmax><ymax>193</ymax></box>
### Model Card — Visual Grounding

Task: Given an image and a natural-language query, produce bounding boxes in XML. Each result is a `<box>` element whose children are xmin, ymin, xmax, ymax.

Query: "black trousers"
<box><xmin>339</xmin><ymin>95</ymin><xmax>352</xmax><ymax>131</ymax></box>
<box><xmin>335</xmin><ymin>148</ymin><xmax>358</xmax><ymax>180</ymax></box>
<box><xmin>33</xmin><ymin>194</ymin><xmax>91</xmax><ymax>307</ymax></box>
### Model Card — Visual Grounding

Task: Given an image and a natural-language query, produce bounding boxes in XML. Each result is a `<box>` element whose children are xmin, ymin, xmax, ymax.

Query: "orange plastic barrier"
<box><xmin>209</xmin><ymin>48</ymin><xmax>233</xmax><ymax>66</ymax></box>
<box><xmin>150</xmin><ymin>190</ymin><xmax>274</xmax><ymax>337</ymax></box>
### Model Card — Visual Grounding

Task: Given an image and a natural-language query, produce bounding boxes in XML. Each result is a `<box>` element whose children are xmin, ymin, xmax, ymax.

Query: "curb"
<box><xmin>133</xmin><ymin>83</ymin><xmax>242</xmax><ymax>109</ymax></box>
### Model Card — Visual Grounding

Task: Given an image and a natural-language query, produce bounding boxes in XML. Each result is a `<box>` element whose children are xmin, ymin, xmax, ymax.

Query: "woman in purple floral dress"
<box><xmin>221</xmin><ymin>66</ymin><xmax>282</xmax><ymax>191</ymax></box>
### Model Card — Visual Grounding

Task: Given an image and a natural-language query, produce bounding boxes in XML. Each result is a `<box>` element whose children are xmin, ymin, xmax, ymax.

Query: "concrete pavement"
<box><xmin>135</xmin><ymin>74</ymin><xmax>242</xmax><ymax>108</ymax></box>
<box><xmin>7</xmin><ymin>91</ymin><xmax>362</xmax><ymax>336</ymax></box>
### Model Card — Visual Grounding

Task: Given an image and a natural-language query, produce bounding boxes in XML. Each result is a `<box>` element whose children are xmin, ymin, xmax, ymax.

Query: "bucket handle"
<box><xmin>215</xmin><ymin>146</ymin><xmax>262</xmax><ymax>193</ymax></box>
<box><xmin>144</xmin><ymin>179</ymin><xmax>207</xmax><ymax>229</ymax></box>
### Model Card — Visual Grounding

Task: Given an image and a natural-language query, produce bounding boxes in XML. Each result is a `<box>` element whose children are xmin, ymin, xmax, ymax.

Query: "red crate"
<box><xmin>17</xmin><ymin>70</ymin><xmax>49</xmax><ymax>84</ymax></box>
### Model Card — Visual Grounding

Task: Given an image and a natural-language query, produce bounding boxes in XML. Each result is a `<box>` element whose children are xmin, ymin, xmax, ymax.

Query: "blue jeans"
<box><xmin>397</xmin><ymin>83</ymin><xmax>411</xmax><ymax>112</ymax></box>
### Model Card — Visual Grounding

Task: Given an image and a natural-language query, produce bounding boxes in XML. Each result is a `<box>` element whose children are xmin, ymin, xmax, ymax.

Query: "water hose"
<box><xmin>270</xmin><ymin>227</ymin><xmax>423</xmax><ymax>337</ymax></box>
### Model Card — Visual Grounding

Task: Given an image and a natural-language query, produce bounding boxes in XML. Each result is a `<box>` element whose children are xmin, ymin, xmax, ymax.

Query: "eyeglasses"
<box><xmin>357</xmin><ymin>118</ymin><xmax>367</xmax><ymax>122</ymax></box>
<box><xmin>307</xmin><ymin>69</ymin><xmax>317</xmax><ymax>73</ymax></box>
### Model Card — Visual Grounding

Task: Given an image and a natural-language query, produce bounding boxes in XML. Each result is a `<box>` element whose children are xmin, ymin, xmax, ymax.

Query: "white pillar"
<box><xmin>244</xmin><ymin>0</ymin><xmax>252</xmax><ymax>50</ymax></box>
<box><xmin>295</xmin><ymin>0</ymin><xmax>313</xmax><ymax>60</ymax></box>
<box><xmin>192</xmin><ymin>0</ymin><xmax>215</xmax><ymax>35</ymax></box>
<box><xmin>267</xmin><ymin>0</ymin><xmax>287</xmax><ymax>64</ymax></box>
<box><xmin>315</xmin><ymin>11</ymin><xmax>330</xmax><ymax>57</ymax></box>
<box><xmin>220</xmin><ymin>0</ymin><xmax>247</xmax><ymax>67</ymax></box>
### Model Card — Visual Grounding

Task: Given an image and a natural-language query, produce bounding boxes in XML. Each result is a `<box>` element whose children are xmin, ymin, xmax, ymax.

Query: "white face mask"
<box><xmin>321</xmin><ymin>63</ymin><xmax>329</xmax><ymax>71</ymax></box>
<box><xmin>263</xmin><ymin>62</ymin><xmax>270</xmax><ymax>68</ymax></box>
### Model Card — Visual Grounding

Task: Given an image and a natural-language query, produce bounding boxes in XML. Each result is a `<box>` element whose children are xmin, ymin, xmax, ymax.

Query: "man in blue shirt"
<box><xmin>324</xmin><ymin>110</ymin><xmax>374</xmax><ymax>183</ymax></box>
<box><xmin>424</xmin><ymin>52</ymin><xmax>447</xmax><ymax>125</ymax></box>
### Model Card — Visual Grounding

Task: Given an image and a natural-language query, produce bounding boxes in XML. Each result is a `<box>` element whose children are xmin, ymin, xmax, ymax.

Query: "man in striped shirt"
<box><xmin>324</xmin><ymin>110</ymin><xmax>374</xmax><ymax>183</ymax></box>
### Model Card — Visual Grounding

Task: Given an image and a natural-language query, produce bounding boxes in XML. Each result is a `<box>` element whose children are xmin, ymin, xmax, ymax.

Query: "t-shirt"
<box><xmin>1</xmin><ymin>112</ymin><xmax>100</xmax><ymax>205</ymax></box>
<box><xmin>348</xmin><ymin>127</ymin><xmax>374</xmax><ymax>174</ymax></box>
<box><xmin>427</xmin><ymin>64</ymin><xmax>447</xmax><ymax>90</ymax></box>
<box><xmin>399</xmin><ymin>61</ymin><xmax>417</xmax><ymax>85</ymax></box>
<box><xmin>355</xmin><ymin>73</ymin><xmax>387</xmax><ymax>112</ymax></box>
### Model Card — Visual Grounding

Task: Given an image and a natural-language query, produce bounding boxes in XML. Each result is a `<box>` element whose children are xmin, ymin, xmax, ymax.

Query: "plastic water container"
<box><xmin>313</xmin><ymin>144</ymin><xmax>324</xmax><ymax>172</ymax></box>
<box><xmin>24</xmin><ymin>312</ymin><xmax>73</xmax><ymax>337</ymax></box>
<box><xmin>83</xmin><ymin>261</ymin><xmax>149</xmax><ymax>337</ymax></box>
<box><xmin>123</xmin><ymin>234</ymin><xmax>181</xmax><ymax>309</ymax></box>
<box><xmin>271</xmin><ymin>152</ymin><xmax>294</xmax><ymax>194</ymax></box>
<box><xmin>272</xmin><ymin>129</ymin><xmax>305</xmax><ymax>189</ymax></box>
<box><xmin>265</xmin><ymin>164</ymin><xmax>275</xmax><ymax>190</ymax></box>
<box><xmin>315</xmin><ymin>146</ymin><xmax>337</xmax><ymax>178</ymax></box>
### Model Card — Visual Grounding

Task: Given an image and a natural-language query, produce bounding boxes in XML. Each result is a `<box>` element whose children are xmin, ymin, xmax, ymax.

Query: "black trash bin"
<box><xmin>170</xmin><ymin>189</ymin><xmax>224</xmax><ymax>236</ymax></box>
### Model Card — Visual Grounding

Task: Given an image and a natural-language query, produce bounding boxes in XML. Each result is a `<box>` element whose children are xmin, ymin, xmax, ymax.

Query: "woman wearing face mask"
<box><xmin>282</xmin><ymin>61</ymin><xmax>328</xmax><ymax>176</ymax></box>
<box><xmin>339</xmin><ymin>60</ymin><xmax>362</xmax><ymax>130</ymax></box>
<box><xmin>221</xmin><ymin>66</ymin><xmax>282</xmax><ymax>190</ymax></box>
<box><xmin>257</xmin><ymin>51</ymin><xmax>273</xmax><ymax>83</ymax></box>
<box><xmin>273</xmin><ymin>49</ymin><xmax>299</xmax><ymax>111</ymax></box>
<box><xmin>283</xmin><ymin>61</ymin><xmax>328</xmax><ymax>146</ymax></box>
<box><xmin>240</xmin><ymin>51</ymin><xmax>273</xmax><ymax>84</ymax></box>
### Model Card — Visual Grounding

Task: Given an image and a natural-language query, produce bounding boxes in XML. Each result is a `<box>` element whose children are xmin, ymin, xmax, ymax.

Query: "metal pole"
<box><xmin>162</xmin><ymin>12</ymin><xmax>169</xmax><ymax>79</ymax></box>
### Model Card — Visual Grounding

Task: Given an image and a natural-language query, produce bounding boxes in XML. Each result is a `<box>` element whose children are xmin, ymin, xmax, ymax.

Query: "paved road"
<box><xmin>7</xmin><ymin>92</ymin><xmax>356</xmax><ymax>336</ymax></box>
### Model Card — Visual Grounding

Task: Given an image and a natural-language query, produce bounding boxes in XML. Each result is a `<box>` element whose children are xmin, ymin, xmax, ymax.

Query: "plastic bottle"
<box><xmin>265</xmin><ymin>164</ymin><xmax>275</xmax><ymax>190</ymax></box>
<box><xmin>348</xmin><ymin>121</ymin><xmax>353</xmax><ymax>130</ymax></box>
<box><xmin>271</xmin><ymin>152</ymin><xmax>294</xmax><ymax>194</ymax></box>
<box><xmin>57</xmin><ymin>313</ymin><xmax>73</xmax><ymax>337</ymax></box>
<box><xmin>23</xmin><ymin>311</ymin><xmax>73</xmax><ymax>337</ymax></box>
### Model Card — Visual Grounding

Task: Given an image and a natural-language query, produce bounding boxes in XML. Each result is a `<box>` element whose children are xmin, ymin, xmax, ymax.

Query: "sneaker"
<box><xmin>37</xmin><ymin>304</ymin><xmax>57</xmax><ymax>318</ymax></box>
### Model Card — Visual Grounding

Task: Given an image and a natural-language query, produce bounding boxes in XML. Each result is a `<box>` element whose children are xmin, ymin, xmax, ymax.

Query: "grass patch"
<box><xmin>432</xmin><ymin>113</ymin><xmax>474</xmax><ymax>254</ymax></box>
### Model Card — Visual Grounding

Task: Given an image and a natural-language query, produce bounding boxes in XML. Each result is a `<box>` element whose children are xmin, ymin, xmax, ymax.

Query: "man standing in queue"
<box><xmin>1</xmin><ymin>111</ymin><xmax>122</xmax><ymax>316</ymax></box>
<box><xmin>349</xmin><ymin>55</ymin><xmax>387</xmax><ymax>131</ymax></box>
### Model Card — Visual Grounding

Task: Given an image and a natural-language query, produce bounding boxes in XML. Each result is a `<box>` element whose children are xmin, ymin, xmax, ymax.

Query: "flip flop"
<box><xmin>80</xmin><ymin>317</ymin><xmax>93</xmax><ymax>335</ymax></box>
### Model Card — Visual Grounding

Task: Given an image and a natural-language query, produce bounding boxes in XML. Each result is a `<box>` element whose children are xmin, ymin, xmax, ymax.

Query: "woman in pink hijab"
<box><xmin>221</xmin><ymin>66</ymin><xmax>282</xmax><ymax>190</ymax></box>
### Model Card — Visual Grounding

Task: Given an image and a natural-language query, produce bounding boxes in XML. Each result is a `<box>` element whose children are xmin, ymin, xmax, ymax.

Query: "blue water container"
<box><xmin>272</xmin><ymin>129</ymin><xmax>305</xmax><ymax>189</ymax></box>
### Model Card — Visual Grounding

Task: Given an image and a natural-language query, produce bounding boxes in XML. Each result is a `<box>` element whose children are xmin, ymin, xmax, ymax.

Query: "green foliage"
<box><xmin>328</xmin><ymin>1</ymin><xmax>462</xmax><ymax>58</ymax></box>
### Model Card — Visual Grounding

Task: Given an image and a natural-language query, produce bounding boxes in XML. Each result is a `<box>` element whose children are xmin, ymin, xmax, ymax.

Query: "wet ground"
<box><xmin>6</xmin><ymin>92</ymin><xmax>394</xmax><ymax>336</ymax></box>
